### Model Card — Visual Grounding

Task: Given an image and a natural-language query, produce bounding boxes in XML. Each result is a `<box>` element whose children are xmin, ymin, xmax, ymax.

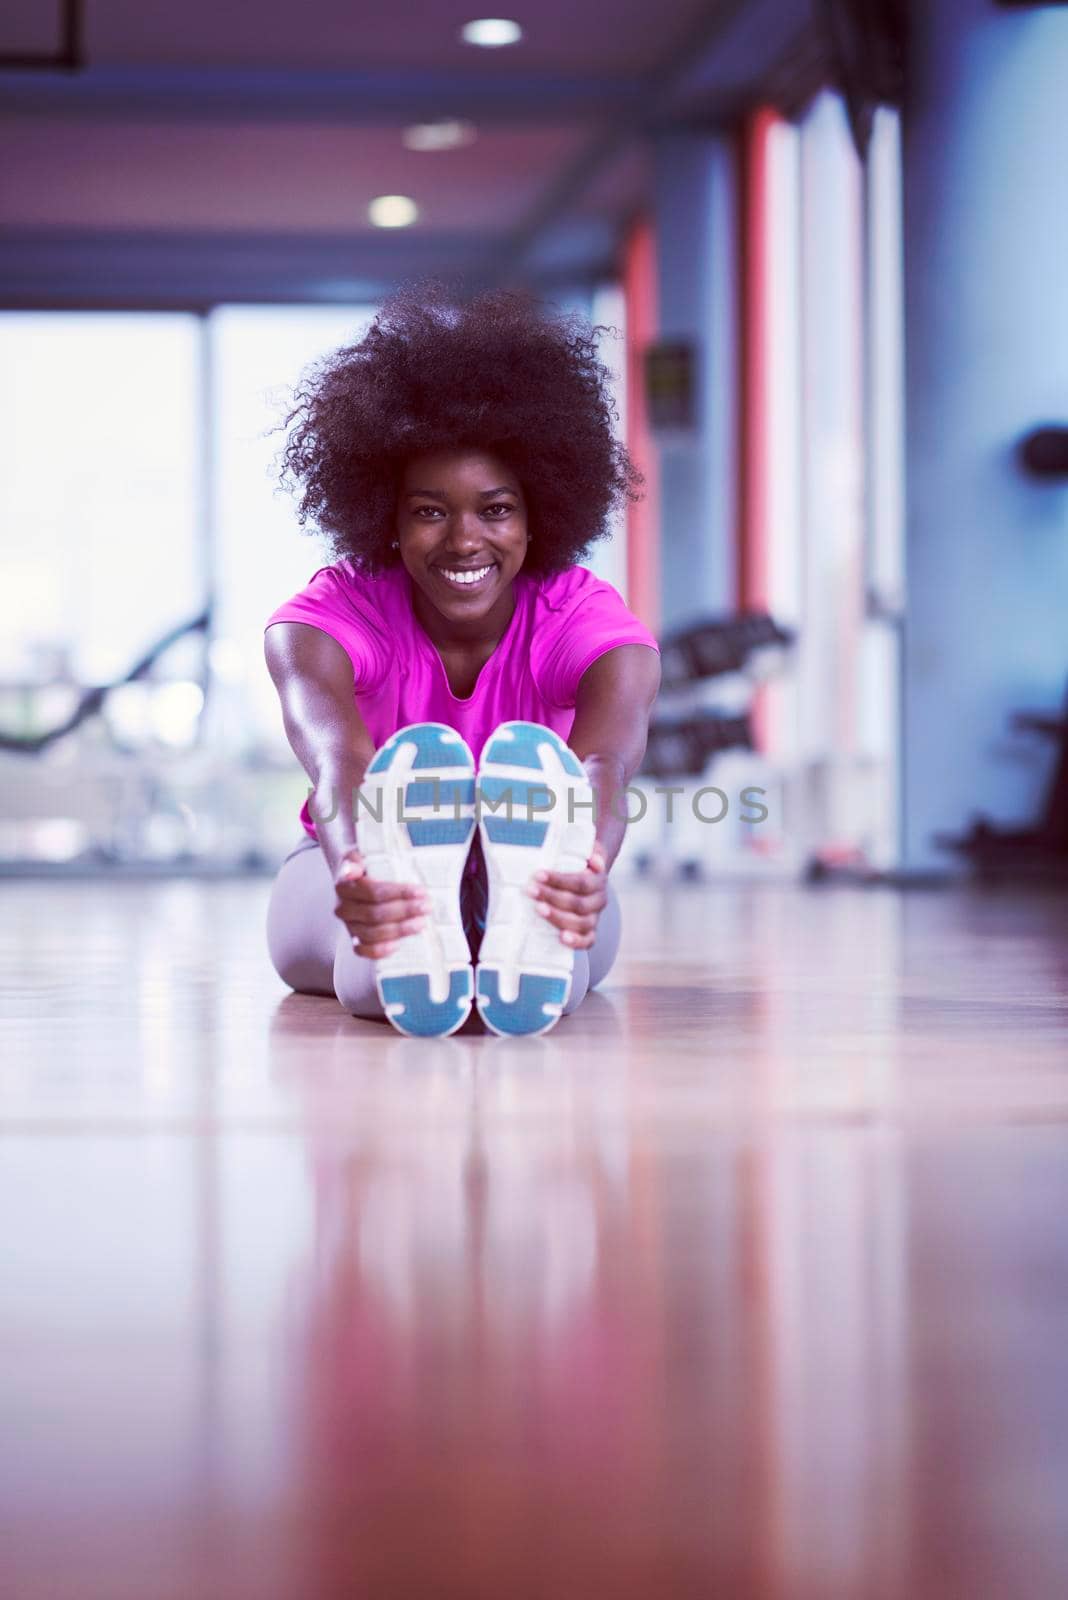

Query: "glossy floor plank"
<box><xmin>2</xmin><ymin>877</ymin><xmax>1067</xmax><ymax>1599</ymax></box>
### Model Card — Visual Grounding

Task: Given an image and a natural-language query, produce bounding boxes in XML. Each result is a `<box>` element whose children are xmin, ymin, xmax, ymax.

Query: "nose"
<box><xmin>442</xmin><ymin>512</ymin><xmax>485</xmax><ymax>554</ymax></box>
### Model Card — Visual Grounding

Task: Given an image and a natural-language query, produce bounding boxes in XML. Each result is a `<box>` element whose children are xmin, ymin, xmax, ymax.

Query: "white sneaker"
<box><xmin>357</xmin><ymin>723</ymin><xmax>477</xmax><ymax>1037</ymax></box>
<box><xmin>475</xmin><ymin>721</ymin><xmax>596</xmax><ymax>1036</ymax></box>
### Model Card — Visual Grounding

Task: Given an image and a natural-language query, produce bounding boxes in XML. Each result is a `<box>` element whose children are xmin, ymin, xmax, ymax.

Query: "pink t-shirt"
<box><xmin>264</xmin><ymin>559</ymin><xmax>660</xmax><ymax>840</ymax></box>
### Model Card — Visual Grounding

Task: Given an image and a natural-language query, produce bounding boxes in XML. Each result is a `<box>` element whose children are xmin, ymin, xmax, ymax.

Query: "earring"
<box><xmin>391</xmin><ymin>540</ymin><xmax>399</xmax><ymax>550</ymax></box>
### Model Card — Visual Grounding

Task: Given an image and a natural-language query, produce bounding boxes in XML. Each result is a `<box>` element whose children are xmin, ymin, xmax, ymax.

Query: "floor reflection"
<box><xmin>265</xmin><ymin>998</ymin><xmax>916</xmax><ymax>1598</ymax></box>
<box><xmin>3</xmin><ymin>879</ymin><xmax>1066</xmax><ymax>1598</ymax></box>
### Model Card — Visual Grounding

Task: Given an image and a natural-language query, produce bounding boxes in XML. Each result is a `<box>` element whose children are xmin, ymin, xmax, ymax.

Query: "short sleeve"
<box><xmin>263</xmin><ymin>564</ymin><xmax>390</xmax><ymax>693</ymax></box>
<box><xmin>530</xmin><ymin>566</ymin><xmax>660</xmax><ymax>710</ymax></box>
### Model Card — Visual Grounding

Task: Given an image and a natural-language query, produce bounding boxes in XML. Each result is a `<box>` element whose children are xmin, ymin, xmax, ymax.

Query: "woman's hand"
<box><xmin>525</xmin><ymin>841</ymin><xmax>608</xmax><ymax>950</ymax></box>
<box><xmin>332</xmin><ymin>847</ymin><xmax>430</xmax><ymax>961</ymax></box>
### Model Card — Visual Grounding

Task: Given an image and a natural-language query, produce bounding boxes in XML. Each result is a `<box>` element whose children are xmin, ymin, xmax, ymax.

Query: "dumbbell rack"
<box><xmin>934</xmin><ymin>674</ymin><xmax>1068</xmax><ymax>883</ymax></box>
<box><xmin>622</xmin><ymin>611</ymin><xmax>797</xmax><ymax>881</ymax></box>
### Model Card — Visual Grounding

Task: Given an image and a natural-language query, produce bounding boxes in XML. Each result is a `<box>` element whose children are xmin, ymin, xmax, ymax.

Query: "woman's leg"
<box><xmin>461</xmin><ymin>828</ymin><xmax>622</xmax><ymax>1018</ymax></box>
<box><xmin>265</xmin><ymin>837</ymin><xmax>384</xmax><ymax>1019</ymax></box>
<box><xmin>266</xmin><ymin>820</ymin><xmax>622</xmax><ymax>1023</ymax></box>
<box><xmin>561</xmin><ymin>877</ymin><xmax>622</xmax><ymax>1015</ymax></box>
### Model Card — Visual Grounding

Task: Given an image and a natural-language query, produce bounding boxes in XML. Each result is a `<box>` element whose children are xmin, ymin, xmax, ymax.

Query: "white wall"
<box><xmin>902</xmin><ymin>0</ymin><xmax>1068</xmax><ymax>872</ymax></box>
<box><xmin>653</xmin><ymin>133</ymin><xmax>738</xmax><ymax>628</ymax></box>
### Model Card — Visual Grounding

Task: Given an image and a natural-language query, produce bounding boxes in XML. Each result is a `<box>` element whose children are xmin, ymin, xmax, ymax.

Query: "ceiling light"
<box><xmin>368</xmin><ymin>194</ymin><xmax>419</xmax><ymax>228</ymax></box>
<box><xmin>403</xmin><ymin>119</ymin><xmax>478</xmax><ymax>152</ymax></box>
<box><xmin>460</xmin><ymin>18</ymin><xmax>523</xmax><ymax>47</ymax></box>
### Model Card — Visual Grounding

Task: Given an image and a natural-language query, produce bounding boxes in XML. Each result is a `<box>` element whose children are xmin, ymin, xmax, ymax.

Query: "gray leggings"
<box><xmin>266</xmin><ymin>835</ymin><xmax>623</xmax><ymax>1020</ymax></box>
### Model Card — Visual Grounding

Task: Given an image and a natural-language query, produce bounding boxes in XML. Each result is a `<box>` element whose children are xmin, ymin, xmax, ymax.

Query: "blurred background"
<box><xmin>1</xmin><ymin>0</ymin><xmax>1065</xmax><ymax>885</ymax></box>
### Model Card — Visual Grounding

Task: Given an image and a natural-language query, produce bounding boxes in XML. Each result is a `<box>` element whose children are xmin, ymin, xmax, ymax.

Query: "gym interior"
<box><xmin>2</xmin><ymin>1</ymin><xmax>1066</xmax><ymax>1596</ymax></box>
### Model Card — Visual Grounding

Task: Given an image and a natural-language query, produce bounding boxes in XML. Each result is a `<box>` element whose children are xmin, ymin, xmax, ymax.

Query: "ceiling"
<box><xmin>0</xmin><ymin>0</ymin><xmax>816</xmax><ymax>305</ymax></box>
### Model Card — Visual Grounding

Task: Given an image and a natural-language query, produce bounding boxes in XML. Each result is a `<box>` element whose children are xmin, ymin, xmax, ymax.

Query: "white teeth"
<box><xmin>440</xmin><ymin>565</ymin><xmax>492</xmax><ymax>586</ymax></box>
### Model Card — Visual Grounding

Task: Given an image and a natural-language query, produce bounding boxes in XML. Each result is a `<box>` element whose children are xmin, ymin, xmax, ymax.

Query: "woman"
<box><xmin>264</xmin><ymin>285</ymin><xmax>661</xmax><ymax>1037</ymax></box>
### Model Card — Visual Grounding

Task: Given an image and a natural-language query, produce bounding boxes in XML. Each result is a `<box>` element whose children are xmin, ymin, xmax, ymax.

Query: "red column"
<box><xmin>622</xmin><ymin>216</ymin><xmax>660</xmax><ymax>634</ymax></box>
<box><xmin>739</xmin><ymin>106</ymin><xmax>780</xmax><ymax>753</ymax></box>
<box><xmin>740</xmin><ymin>105</ymin><xmax>779</xmax><ymax>615</ymax></box>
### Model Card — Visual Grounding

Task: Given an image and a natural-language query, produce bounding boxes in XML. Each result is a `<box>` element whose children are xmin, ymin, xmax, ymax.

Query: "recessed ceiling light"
<box><xmin>403</xmin><ymin>119</ymin><xmax>478</xmax><ymax>152</ymax></box>
<box><xmin>460</xmin><ymin>18</ymin><xmax>523</xmax><ymax>47</ymax></box>
<box><xmin>368</xmin><ymin>194</ymin><xmax>419</xmax><ymax>228</ymax></box>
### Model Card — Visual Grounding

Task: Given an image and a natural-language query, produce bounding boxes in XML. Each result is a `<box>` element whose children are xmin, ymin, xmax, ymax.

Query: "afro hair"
<box><xmin>275</xmin><ymin>282</ymin><xmax>642</xmax><ymax>577</ymax></box>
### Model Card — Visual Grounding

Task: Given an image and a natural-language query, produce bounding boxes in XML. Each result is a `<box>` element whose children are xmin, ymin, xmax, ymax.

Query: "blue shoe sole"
<box><xmin>475</xmin><ymin>721</ymin><xmax>596</xmax><ymax>1037</ymax></box>
<box><xmin>358</xmin><ymin>723</ymin><xmax>476</xmax><ymax>1037</ymax></box>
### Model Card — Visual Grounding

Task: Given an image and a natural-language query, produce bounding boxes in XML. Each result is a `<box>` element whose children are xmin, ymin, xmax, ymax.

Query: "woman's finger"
<box><xmin>334</xmin><ymin>850</ymin><xmax>366</xmax><ymax>888</ymax></box>
<box><xmin>534</xmin><ymin>901</ymin><xmax>603</xmax><ymax>936</ymax></box>
<box><xmin>360</xmin><ymin>877</ymin><xmax>429</xmax><ymax>905</ymax></box>
<box><xmin>353</xmin><ymin>939</ymin><xmax>400</xmax><ymax>960</ymax></box>
<box><xmin>333</xmin><ymin>888</ymin><xmax>414</xmax><ymax>923</ymax></box>
<box><xmin>534</xmin><ymin>901</ymin><xmax>598</xmax><ymax>936</ymax></box>
<box><xmin>533</xmin><ymin>866</ymin><xmax>604</xmax><ymax>898</ymax></box>
<box><xmin>528</xmin><ymin>880</ymin><xmax>607</xmax><ymax>916</ymax></box>
<box><xmin>334</xmin><ymin>880</ymin><xmax>428</xmax><ymax>921</ymax></box>
<box><xmin>587</xmin><ymin>841</ymin><xmax>608</xmax><ymax>874</ymax></box>
<box><xmin>348</xmin><ymin>895</ymin><xmax>431</xmax><ymax>929</ymax></box>
<box><xmin>353</xmin><ymin>911</ymin><xmax>427</xmax><ymax>942</ymax></box>
<box><xmin>336</xmin><ymin>877</ymin><xmax>426</xmax><ymax>906</ymax></box>
<box><xmin>350</xmin><ymin>911</ymin><xmax>427</xmax><ymax>955</ymax></box>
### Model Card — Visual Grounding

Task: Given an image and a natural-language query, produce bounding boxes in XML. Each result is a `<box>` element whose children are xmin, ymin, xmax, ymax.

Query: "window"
<box><xmin>0</xmin><ymin>305</ymin><xmax>376</xmax><ymax>864</ymax></box>
<box><xmin>742</xmin><ymin>94</ymin><xmax>905</xmax><ymax>872</ymax></box>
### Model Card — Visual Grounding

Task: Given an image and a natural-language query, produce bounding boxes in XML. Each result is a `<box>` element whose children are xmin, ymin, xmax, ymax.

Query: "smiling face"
<box><xmin>395</xmin><ymin>449</ymin><xmax>530</xmax><ymax>639</ymax></box>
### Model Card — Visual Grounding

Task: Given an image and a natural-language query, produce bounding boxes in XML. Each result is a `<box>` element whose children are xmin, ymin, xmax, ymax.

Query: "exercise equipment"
<box><xmin>935</xmin><ymin>673</ymin><xmax>1068</xmax><ymax>883</ymax></box>
<box><xmin>634</xmin><ymin>610</ymin><xmax>795</xmax><ymax>877</ymax></box>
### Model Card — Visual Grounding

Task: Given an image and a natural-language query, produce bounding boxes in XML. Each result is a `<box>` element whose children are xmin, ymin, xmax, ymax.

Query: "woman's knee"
<box><xmin>265</xmin><ymin>846</ymin><xmax>339</xmax><ymax>995</ymax></box>
<box><xmin>562</xmin><ymin>949</ymin><xmax>590</xmax><ymax>1015</ymax></box>
<box><xmin>561</xmin><ymin>879</ymin><xmax>620</xmax><ymax>1015</ymax></box>
<box><xmin>332</xmin><ymin>939</ymin><xmax>385</xmax><ymax>1018</ymax></box>
<box><xmin>587</xmin><ymin>879</ymin><xmax>622</xmax><ymax>992</ymax></box>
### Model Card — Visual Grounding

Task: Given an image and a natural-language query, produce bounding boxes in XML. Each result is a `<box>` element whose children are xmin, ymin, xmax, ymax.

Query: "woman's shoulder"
<box><xmin>264</xmin><ymin>558</ymin><xmax>407</xmax><ymax>691</ymax></box>
<box><xmin>527</xmin><ymin>564</ymin><xmax>654</xmax><ymax>634</ymax></box>
<box><xmin>331</xmin><ymin>557</ymin><xmax>410</xmax><ymax>607</ymax></box>
<box><xmin>528</xmin><ymin>563</ymin><xmax>623</xmax><ymax>613</ymax></box>
<box><xmin>525</xmin><ymin>563</ymin><xmax>659</xmax><ymax>706</ymax></box>
<box><xmin>267</xmin><ymin>558</ymin><xmax>407</xmax><ymax>624</ymax></box>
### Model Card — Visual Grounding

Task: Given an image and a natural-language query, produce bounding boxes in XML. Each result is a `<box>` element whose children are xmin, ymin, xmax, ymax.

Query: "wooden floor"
<box><xmin>2</xmin><ymin>874</ymin><xmax>1067</xmax><ymax>1600</ymax></box>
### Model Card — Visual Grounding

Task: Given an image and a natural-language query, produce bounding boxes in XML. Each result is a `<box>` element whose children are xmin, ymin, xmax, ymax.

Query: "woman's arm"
<box><xmin>528</xmin><ymin>642</ymin><xmax>660</xmax><ymax>951</ymax></box>
<box><xmin>265</xmin><ymin>623</ymin><xmax>429</xmax><ymax>958</ymax></box>
<box><xmin>567</xmin><ymin>643</ymin><xmax>662</xmax><ymax>872</ymax></box>
<box><xmin>264</xmin><ymin>622</ymin><xmax>375</xmax><ymax>877</ymax></box>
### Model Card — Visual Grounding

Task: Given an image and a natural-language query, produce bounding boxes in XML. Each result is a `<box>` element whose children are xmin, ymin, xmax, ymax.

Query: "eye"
<box><xmin>413</xmin><ymin>505</ymin><xmax>444</xmax><ymax>519</ymax></box>
<box><xmin>484</xmin><ymin>502</ymin><xmax>515</xmax><ymax>518</ymax></box>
